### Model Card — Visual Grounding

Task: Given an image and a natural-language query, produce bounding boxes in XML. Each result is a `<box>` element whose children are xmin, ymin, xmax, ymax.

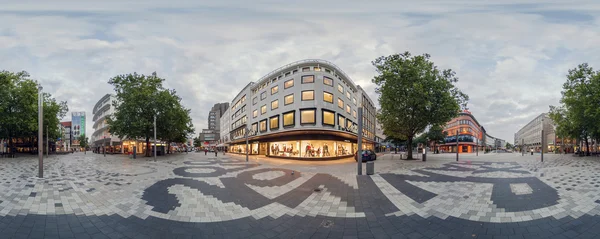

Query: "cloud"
<box><xmin>1</xmin><ymin>0</ymin><xmax>599</xmax><ymax>143</ymax></box>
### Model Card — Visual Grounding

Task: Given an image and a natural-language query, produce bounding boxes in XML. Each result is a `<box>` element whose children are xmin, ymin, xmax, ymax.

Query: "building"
<box><xmin>440</xmin><ymin>110</ymin><xmax>485</xmax><ymax>153</ymax></box>
<box><xmin>71</xmin><ymin>112</ymin><xmax>86</xmax><ymax>150</ymax></box>
<box><xmin>209</xmin><ymin>103</ymin><xmax>229</xmax><ymax>130</ymax></box>
<box><xmin>223</xmin><ymin>59</ymin><xmax>377</xmax><ymax>159</ymax></box>
<box><xmin>514</xmin><ymin>113</ymin><xmax>555</xmax><ymax>153</ymax></box>
<box><xmin>217</xmin><ymin>107</ymin><xmax>231</xmax><ymax>151</ymax></box>
<box><xmin>60</xmin><ymin>121</ymin><xmax>72</xmax><ymax>151</ymax></box>
<box><xmin>91</xmin><ymin>94</ymin><xmax>121</xmax><ymax>153</ymax></box>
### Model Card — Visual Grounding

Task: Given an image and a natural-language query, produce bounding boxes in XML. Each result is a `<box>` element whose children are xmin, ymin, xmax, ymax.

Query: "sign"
<box><xmin>204</xmin><ymin>141</ymin><xmax>209</xmax><ymax>145</ymax></box>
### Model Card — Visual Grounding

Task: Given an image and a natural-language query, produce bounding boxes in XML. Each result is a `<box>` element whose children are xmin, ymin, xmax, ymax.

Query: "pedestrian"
<box><xmin>205</xmin><ymin>149</ymin><xmax>207</xmax><ymax>155</ymax></box>
<box><xmin>215</xmin><ymin>150</ymin><xmax>218</xmax><ymax>157</ymax></box>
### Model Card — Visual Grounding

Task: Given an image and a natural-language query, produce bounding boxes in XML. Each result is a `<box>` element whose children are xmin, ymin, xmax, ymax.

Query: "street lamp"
<box><xmin>245</xmin><ymin>126</ymin><xmax>249</xmax><ymax>162</ymax></box>
<box><xmin>38</xmin><ymin>85</ymin><xmax>43</xmax><ymax>178</ymax></box>
<box><xmin>154</xmin><ymin>115</ymin><xmax>157</xmax><ymax>162</ymax></box>
<box><xmin>357</xmin><ymin>107</ymin><xmax>363</xmax><ymax>175</ymax></box>
<box><xmin>541</xmin><ymin>117</ymin><xmax>544</xmax><ymax>162</ymax></box>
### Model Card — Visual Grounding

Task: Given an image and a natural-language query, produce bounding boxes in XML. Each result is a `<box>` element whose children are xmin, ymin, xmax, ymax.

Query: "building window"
<box><xmin>271</xmin><ymin>100</ymin><xmax>279</xmax><ymax>110</ymax></box>
<box><xmin>283</xmin><ymin>110</ymin><xmax>295</xmax><ymax>127</ymax></box>
<box><xmin>338</xmin><ymin>98</ymin><xmax>344</xmax><ymax>109</ymax></box>
<box><xmin>300</xmin><ymin>108</ymin><xmax>316</xmax><ymax>124</ymax></box>
<box><xmin>253</xmin><ymin>110</ymin><xmax>258</xmax><ymax>118</ymax></box>
<box><xmin>260</xmin><ymin>119</ymin><xmax>267</xmax><ymax>132</ymax></box>
<box><xmin>260</xmin><ymin>92</ymin><xmax>267</xmax><ymax>100</ymax></box>
<box><xmin>323</xmin><ymin>92</ymin><xmax>333</xmax><ymax>103</ymax></box>
<box><xmin>284</xmin><ymin>79</ymin><xmax>294</xmax><ymax>89</ymax></box>
<box><xmin>346</xmin><ymin>91</ymin><xmax>351</xmax><ymax>99</ymax></box>
<box><xmin>285</xmin><ymin>72</ymin><xmax>290</xmax><ymax>77</ymax></box>
<box><xmin>261</xmin><ymin>105</ymin><xmax>267</xmax><ymax>114</ymax></box>
<box><xmin>323</xmin><ymin>76</ymin><xmax>333</xmax><ymax>86</ymax></box>
<box><xmin>338</xmin><ymin>84</ymin><xmax>344</xmax><ymax>93</ymax></box>
<box><xmin>293</xmin><ymin>69</ymin><xmax>298</xmax><ymax>74</ymax></box>
<box><xmin>301</xmin><ymin>75</ymin><xmax>314</xmax><ymax>84</ymax></box>
<box><xmin>338</xmin><ymin>114</ymin><xmax>346</xmax><ymax>128</ymax></box>
<box><xmin>346</xmin><ymin>105</ymin><xmax>351</xmax><ymax>114</ymax></box>
<box><xmin>322</xmin><ymin>110</ymin><xmax>335</xmax><ymax>126</ymax></box>
<box><xmin>270</xmin><ymin>116</ymin><xmax>279</xmax><ymax>130</ymax></box>
<box><xmin>352</xmin><ymin>110</ymin><xmax>357</xmax><ymax>118</ymax></box>
<box><xmin>251</xmin><ymin>123</ymin><xmax>258</xmax><ymax>133</ymax></box>
<box><xmin>284</xmin><ymin>94</ymin><xmax>294</xmax><ymax>105</ymax></box>
<box><xmin>271</xmin><ymin>85</ymin><xmax>278</xmax><ymax>95</ymax></box>
<box><xmin>301</xmin><ymin>90</ymin><xmax>314</xmax><ymax>101</ymax></box>
<box><xmin>314</xmin><ymin>66</ymin><xmax>321</xmax><ymax>71</ymax></box>
<box><xmin>352</xmin><ymin>97</ymin><xmax>357</xmax><ymax>105</ymax></box>
<box><xmin>253</xmin><ymin>97</ymin><xmax>257</xmax><ymax>105</ymax></box>
<box><xmin>302</xmin><ymin>67</ymin><xmax>310</xmax><ymax>72</ymax></box>
<box><xmin>347</xmin><ymin>119</ymin><xmax>353</xmax><ymax>129</ymax></box>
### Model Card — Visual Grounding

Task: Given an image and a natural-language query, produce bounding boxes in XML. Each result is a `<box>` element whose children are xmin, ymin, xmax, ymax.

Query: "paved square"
<box><xmin>1</xmin><ymin>152</ymin><xmax>600</xmax><ymax>238</ymax></box>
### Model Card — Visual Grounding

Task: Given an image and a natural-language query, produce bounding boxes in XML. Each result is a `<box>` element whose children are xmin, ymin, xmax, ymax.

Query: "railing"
<box><xmin>253</xmin><ymin>59</ymin><xmax>356</xmax><ymax>89</ymax></box>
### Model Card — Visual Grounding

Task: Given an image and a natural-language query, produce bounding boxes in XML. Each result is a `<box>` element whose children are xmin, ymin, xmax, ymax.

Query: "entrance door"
<box><xmin>259</xmin><ymin>143</ymin><xmax>268</xmax><ymax>155</ymax></box>
<box><xmin>462</xmin><ymin>145</ymin><xmax>468</xmax><ymax>153</ymax></box>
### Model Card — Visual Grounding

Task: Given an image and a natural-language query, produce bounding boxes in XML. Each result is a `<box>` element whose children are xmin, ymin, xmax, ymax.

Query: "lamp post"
<box><xmin>245</xmin><ymin>126</ymin><xmax>249</xmax><ymax>162</ymax></box>
<box><xmin>476</xmin><ymin>137</ymin><xmax>479</xmax><ymax>156</ymax></box>
<box><xmin>456</xmin><ymin>130</ymin><xmax>459</xmax><ymax>161</ymax></box>
<box><xmin>522</xmin><ymin>138</ymin><xmax>524</xmax><ymax>156</ymax></box>
<box><xmin>541</xmin><ymin>118</ymin><xmax>544</xmax><ymax>162</ymax></box>
<box><xmin>357</xmin><ymin>107</ymin><xmax>363</xmax><ymax>175</ymax></box>
<box><xmin>38</xmin><ymin>85</ymin><xmax>43</xmax><ymax>178</ymax></box>
<box><xmin>154</xmin><ymin>115</ymin><xmax>157</xmax><ymax>162</ymax></box>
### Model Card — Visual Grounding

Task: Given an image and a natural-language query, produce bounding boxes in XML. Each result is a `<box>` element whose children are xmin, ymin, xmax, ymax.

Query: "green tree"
<box><xmin>107</xmin><ymin>72</ymin><xmax>194</xmax><ymax>157</ymax></box>
<box><xmin>426</xmin><ymin>125</ymin><xmax>447</xmax><ymax>154</ymax></box>
<box><xmin>372</xmin><ymin>52</ymin><xmax>468</xmax><ymax>159</ymax></box>
<box><xmin>193</xmin><ymin>137</ymin><xmax>202</xmax><ymax>148</ymax></box>
<box><xmin>79</xmin><ymin>133</ymin><xmax>89</xmax><ymax>154</ymax></box>
<box><xmin>505</xmin><ymin>142</ymin><xmax>512</xmax><ymax>150</ymax></box>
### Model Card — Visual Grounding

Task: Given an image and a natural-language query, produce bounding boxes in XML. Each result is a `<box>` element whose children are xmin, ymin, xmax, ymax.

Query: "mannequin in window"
<box><xmin>323</xmin><ymin>143</ymin><xmax>330</xmax><ymax>156</ymax></box>
<box><xmin>305</xmin><ymin>144</ymin><xmax>311</xmax><ymax>157</ymax></box>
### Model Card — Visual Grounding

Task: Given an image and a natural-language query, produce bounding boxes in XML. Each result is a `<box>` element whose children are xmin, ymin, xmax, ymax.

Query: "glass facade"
<box><xmin>268</xmin><ymin>140</ymin><xmax>356</xmax><ymax>158</ymax></box>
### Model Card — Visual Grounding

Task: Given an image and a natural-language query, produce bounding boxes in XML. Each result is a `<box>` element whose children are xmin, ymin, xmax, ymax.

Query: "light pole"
<box><xmin>245</xmin><ymin>126</ymin><xmax>249</xmax><ymax>162</ymax></box>
<box><xmin>541</xmin><ymin>118</ymin><xmax>544</xmax><ymax>162</ymax></box>
<box><xmin>357</xmin><ymin>107</ymin><xmax>363</xmax><ymax>175</ymax></box>
<box><xmin>46</xmin><ymin>126</ymin><xmax>48</xmax><ymax>157</ymax></box>
<box><xmin>38</xmin><ymin>85</ymin><xmax>43</xmax><ymax>178</ymax></box>
<box><xmin>522</xmin><ymin>138</ymin><xmax>524</xmax><ymax>156</ymax></box>
<box><xmin>456</xmin><ymin>130</ymin><xmax>459</xmax><ymax>161</ymax></box>
<box><xmin>154</xmin><ymin>115</ymin><xmax>157</xmax><ymax>162</ymax></box>
<box><xmin>476</xmin><ymin>137</ymin><xmax>479</xmax><ymax>156</ymax></box>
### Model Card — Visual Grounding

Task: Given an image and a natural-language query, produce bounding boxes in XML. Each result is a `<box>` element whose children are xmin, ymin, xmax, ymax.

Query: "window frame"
<box><xmin>282</xmin><ymin>110</ymin><xmax>295</xmax><ymax>127</ymax></box>
<box><xmin>323</xmin><ymin>91</ymin><xmax>333</xmax><ymax>103</ymax></box>
<box><xmin>271</xmin><ymin>85</ymin><xmax>278</xmax><ymax>95</ymax></box>
<box><xmin>284</xmin><ymin>79</ymin><xmax>294</xmax><ymax>89</ymax></box>
<box><xmin>271</xmin><ymin>99</ymin><xmax>279</xmax><ymax>110</ymax></box>
<box><xmin>338</xmin><ymin>114</ymin><xmax>346</xmax><ymax>129</ymax></box>
<box><xmin>346</xmin><ymin>105</ymin><xmax>351</xmax><ymax>114</ymax></box>
<box><xmin>259</xmin><ymin>119</ymin><xmax>268</xmax><ymax>132</ymax></box>
<box><xmin>252</xmin><ymin>97</ymin><xmax>257</xmax><ymax>105</ymax></box>
<box><xmin>301</xmin><ymin>75</ymin><xmax>315</xmax><ymax>84</ymax></box>
<box><xmin>299</xmin><ymin>108</ymin><xmax>316</xmax><ymax>125</ymax></box>
<box><xmin>338</xmin><ymin>84</ymin><xmax>344</xmax><ymax>93</ymax></box>
<box><xmin>301</xmin><ymin>90</ymin><xmax>314</xmax><ymax>101</ymax></box>
<box><xmin>261</xmin><ymin>105</ymin><xmax>267</xmax><ymax>115</ymax></box>
<box><xmin>253</xmin><ymin>109</ymin><xmax>258</xmax><ymax>118</ymax></box>
<box><xmin>269</xmin><ymin>115</ymin><xmax>280</xmax><ymax>130</ymax></box>
<box><xmin>323</xmin><ymin>76</ymin><xmax>333</xmax><ymax>86</ymax></box>
<box><xmin>338</xmin><ymin>98</ymin><xmax>344</xmax><ymax>109</ymax></box>
<box><xmin>302</xmin><ymin>67</ymin><xmax>310</xmax><ymax>72</ymax></box>
<box><xmin>284</xmin><ymin>93</ymin><xmax>294</xmax><ymax>105</ymax></box>
<box><xmin>260</xmin><ymin>91</ymin><xmax>267</xmax><ymax>100</ymax></box>
<box><xmin>322</xmin><ymin>109</ymin><xmax>335</xmax><ymax>126</ymax></box>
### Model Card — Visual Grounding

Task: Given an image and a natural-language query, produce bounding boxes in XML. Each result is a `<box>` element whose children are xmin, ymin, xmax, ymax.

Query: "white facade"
<box><xmin>219</xmin><ymin>107</ymin><xmax>231</xmax><ymax>145</ymax></box>
<box><xmin>92</xmin><ymin>94</ymin><xmax>121</xmax><ymax>148</ymax></box>
<box><xmin>514</xmin><ymin>113</ymin><xmax>554</xmax><ymax>152</ymax></box>
<box><xmin>222</xmin><ymin>59</ymin><xmax>376</xmax><ymax>158</ymax></box>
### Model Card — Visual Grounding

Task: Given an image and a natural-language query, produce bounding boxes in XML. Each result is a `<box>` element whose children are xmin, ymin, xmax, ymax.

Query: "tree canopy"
<box><xmin>549</xmin><ymin>63</ymin><xmax>600</xmax><ymax>155</ymax></box>
<box><xmin>372</xmin><ymin>52</ymin><xmax>468</xmax><ymax>159</ymax></box>
<box><xmin>107</xmin><ymin>72</ymin><xmax>194</xmax><ymax>157</ymax></box>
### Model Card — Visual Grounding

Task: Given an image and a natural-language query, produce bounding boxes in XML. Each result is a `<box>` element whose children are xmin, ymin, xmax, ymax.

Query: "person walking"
<box><xmin>215</xmin><ymin>149</ymin><xmax>218</xmax><ymax>157</ymax></box>
<box><xmin>205</xmin><ymin>149</ymin><xmax>207</xmax><ymax>155</ymax></box>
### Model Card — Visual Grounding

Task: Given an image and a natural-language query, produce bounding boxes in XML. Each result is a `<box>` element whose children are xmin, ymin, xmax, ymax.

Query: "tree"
<box><xmin>193</xmin><ymin>137</ymin><xmax>202</xmax><ymax>148</ymax></box>
<box><xmin>426</xmin><ymin>125</ymin><xmax>446</xmax><ymax>153</ymax></box>
<box><xmin>505</xmin><ymin>142</ymin><xmax>512</xmax><ymax>150</ymax></box>
<box><xmin>372</xmin><ymin>52</ymin><xmax>468</xmax><ymax>159</ymax></box>
<box><xmin>107</xmin><ymin>72</ymin><xmax>194</xmax><ymax>157</ymax></box>
<box><xmin>79</xmin><ymin>133</ymin><xmax>89</xmax><ymax>154</ymax></box>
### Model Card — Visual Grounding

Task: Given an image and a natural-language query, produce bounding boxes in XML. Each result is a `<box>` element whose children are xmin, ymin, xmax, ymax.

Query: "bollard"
<box><xmin>366</xmin><ymin>161</ymin><xmax>374</xmax><ymax>175</ymax></box>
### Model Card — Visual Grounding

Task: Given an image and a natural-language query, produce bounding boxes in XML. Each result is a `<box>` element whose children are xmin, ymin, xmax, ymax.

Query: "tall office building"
<box><xmin>208</xmin><ymin>103</ymin><xmax>229</xmax><ymax>130</ymax></box>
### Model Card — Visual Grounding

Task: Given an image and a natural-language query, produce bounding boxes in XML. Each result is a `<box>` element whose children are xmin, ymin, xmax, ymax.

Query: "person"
<box><xmin>215</xmin><ymin>149</ymin><xmax>218</xmax><ymax>157</ymax></box>
<box><xmin>205</xmin><ymin>149</ymin><xmax>207</xmax><ymax>155</ymax></box>
<box><xmin>530</xmin><ymin>148</ymin><xmax>534</xmax><ymax>155</ymax></box>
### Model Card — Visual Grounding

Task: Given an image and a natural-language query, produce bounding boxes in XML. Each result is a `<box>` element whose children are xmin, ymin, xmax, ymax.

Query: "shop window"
<box><xmin>338</xmin><ymin>114</ymin><xmax>346</xmax><ymax>128</ymax></box>
<box><xmin>302</xmin><ymin>67</ymin><xmax>310</xmax><ymax>72</ymax></box>
<box><xmin>338</xmin><ymin>84</ymin><xmax>344</xmax><ymax>93</ymax></box>
<box><xmin>284</xmin><ymin>94</ymin><xmax>294</xmax><ymax>105</ymax></box>
<box><xmin>300</xmin><ymin>108</ymin><xmax>316</xmax><ymax>124</ymax></box>
<box><xmin>284</xmin><ymin>79</ymin><xmax>294</xmax><ymax>89</ymax></box>
<box><xmin>271</xmin><ymin>100</ymin><xmax>279</xmax><ymax>110</ymax></box>
<box><xmin>261</xmin><ymin>105</ymin><xmax>267</xmax><ymax>114</ymax></box>
<box><xmin>338</xmin><ymin>98</ymin><xmax>344</xmax><ymax>109</ymax></box>
<box><xmin>322</xmin><ymin>110</ymin><xmax>335</xmax><ymax>126</ymax></box>
<box><xmin>283</xmin><ymin>110</ymin><xmax>295</xmax><ymax>127</ymax></box>
<box><xmin>271</xmin><ymin>85</ymin><xmax>278</xmax><ymax>95</ymax></box>
<box><xmin>260</xmin><ymin>91</ymin><xmax>266</xmax><ymax>100</ymax></box>
<box><xmin>270</xmin><ymin>116</ymin><xmax>279</xmax><ymax>130</ymax></box>
<box><xmin>323</xmin><ymin>91</ymin><xmax>333</xmax><ymax>103</ymax></box>
<box><xmin>302</xmin><ymin>75</ymin><xmax>314</xmax><ymax>84</ymax></box>
<box><xmin>323</xmin><ymin>76</ymin><xmax>333</xmax><ymax>86</ymax></box>
<box><xmin>253</xmin><ymin>110</ymin><xmax>258</xmax><ymax>118</ymax></box>
<box><xmin>301</xmin><ymin>90</ymin><xmax>314</xmax><ymax>101</ymax></box>
<box><xmin>260</xmin><ymin>119</ymin><xmax>267</xmax><ymax>132</ymax></box>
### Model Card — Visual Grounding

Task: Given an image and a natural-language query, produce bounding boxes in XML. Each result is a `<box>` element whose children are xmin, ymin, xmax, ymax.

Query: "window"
<box><xmin>322</xmin><ymin>110</ymin><xmax>335</xmax><ymax>126</ymax></box>
<box><xmin>302</xmin><ymin>67</ymin><xmax>310</xmax><ymax>72</ymax></box>
<box><xmin>323</xmin><ymin>92</ymin><xmax>333</xmax><ymax>103</ymax></box>
<box><xmin>338</xmin><ymin>115</ymin><xmax>346</xmax><ymax>128</ymax></box>
<box><xmin>251</xmin><ymin>123</ymin><xmax>258</xmax><ymax>133</ymax></box>
<box><xmin>352</xmin><ymin>97</ymin><xmax>357</xmax><ymax>105</ymax></box>
<box><xmin>301</xmin><ymin>75</ymin><xmax>314</xmax><ymax>84</ymax></box>
<box><xmin>284</xmin><ymin>94</ymin><xmax>294</xmax><ymax>105</ymax></box>
<box><xmin>346</xmin><ymin>91</ymin><xmax>351</xmax><ymax>99</ymax></box>
<box><xmin>338</xmin><ymin>84</ymin><xmax>344</xmax><ymax>93</ymax></box>
<box><xmin>301</xmin><ymin>90</ymin><xmax>314</xmax><ymax>101</ymax></box>
<box><xmin>285</xmin><ymin>79</ymin><xmax>294</xmax><ymax>89</ymax></box>
<box><xmin>283</xmin><ymin>111</ymin><xmax>295</xmax><ymax>127</ymax></box>
<box><xmin>292</xmin><ymin>69</ymin><xmax>298</xmax><ymax>74</ymax></box>
<box><xmin>261</xmin><ymin>105</ymin><xmax>267</xmax><ymax>114</ymax></box>
<box><xmin>270</xmin><ymin>116</ymin><xmax>279</xmax><ymax>130</ymax></box>
<box><xmin>260</xmin><ymin>119</ymin><xmax>267</xmax><ymax>132</ymax></box>
<box><xmin>323</xmin><ymin>76</ymin><xmax>333</xmax><ymax>86</ymax></box>
<box><xmin>253</xmin><ymin>110</ymin><xmax>258</xmax><ymax>118</ymax></box>
<box><xmin>271</xmin><ymin>85</ymin><xmax>278</xmax><ymax>95</ymax></box>
<box><xmin>338</xmin><ymin>98</ymin><xmax>344</xmax><ymax>109</ymax></box>
<box><xmin>346</xmin><ymin>105</ymin><xmax>351</xmax><ymax>114</ymax></box>
<box><xmin>271</xmin><ymin>100</ymin><xmax>279</xmax><ymax>110</ymax></box>
<box><xmin>347</xmin><ymin>119</ymin><xmax>353</xmax><ymax>129</ymax></box>
<box><xmin>314</xmin><ymin>66</ymin><xmax>321</xmax><ymax>71</ymax></box>
<box><xmin>352</xmin><ymin>110</ymin><xmax>357</xmax><ymax>118</ymax></box>
<box><xmin>285</xmin><ymin>72</ymin><xmax>290</xmax><ymax>77</ymax></box>
<box><xmin>253</xmin><ymin>97</ymin><xmax>257</xmax><ymax>105</ymax></box>
<box><xmin>260</xmin><ymin>92</ymin><xmax>266</xmax><ymax>100</ymax></box>
<box><xmin>300</xmin><ymin>109</ymin><xmax>316</xmax><ymax>124</ymax></box>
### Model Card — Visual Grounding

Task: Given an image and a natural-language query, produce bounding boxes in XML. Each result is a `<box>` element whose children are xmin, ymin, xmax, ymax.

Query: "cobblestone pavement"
<box><xmin>1</xmin><ymin>152</ymin><xmax>600</xmax><ymax>238</ymax></box>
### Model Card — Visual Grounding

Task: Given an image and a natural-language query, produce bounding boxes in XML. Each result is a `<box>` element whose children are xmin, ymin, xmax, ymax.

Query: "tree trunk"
<box><xmin>585</xmin><ymin>137</ymin><xmax>590</xmax><ymax>156</ymax></box>
<box><xmin>407</xmin><ymin>137</ymin><xmax>413</xmax><ymax>160</ymax></box>
<box><xmin>145</xmin><ymin>137</ymin><xmax>151</xmax><ymax>157</ymax></box>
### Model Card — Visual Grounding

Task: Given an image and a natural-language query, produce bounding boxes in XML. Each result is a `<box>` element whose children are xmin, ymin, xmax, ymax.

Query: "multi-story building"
<box><xmin>223</xmin><ymin>59</ymin><xmax>376</xmax><ymax>159</ymax></box>
<box><xmin>60</xmin><ymin>121</ymin><xmax>72</xmax><ymax>151</ymax></box>
<box><xmin>217</xmin><ymin>107</ymin><xmax>231</xmax><ymax>151</ymax></box>
<box><xmin>440</xmin><ymin>110</ymin><xmax>485</xmax><ymax>153</ymax></box>
<box><xmin>71</xmin><ymin>112</ymin><xmax>86</xmax><ymax>150</ymax></box>
<box><xmin>514</xmin><ymin>113</ymin><xmax>555</xmax><ymax>153</ymax></box>
<box><xmin>208</xmin><ymin>103</ymin><xmax>229</xmax><ymax>130</ymax></box>
<box><xmin>91</xmin><ymin>94</ymin><xmax>122</xmax><ymax>153</ymax></box>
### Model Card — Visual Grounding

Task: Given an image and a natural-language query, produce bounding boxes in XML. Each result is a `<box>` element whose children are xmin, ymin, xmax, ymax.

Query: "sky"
<box><xmin>1</xmin><ymin>0</ymin><xmax>599</xmax><ymax>143</ymax></box>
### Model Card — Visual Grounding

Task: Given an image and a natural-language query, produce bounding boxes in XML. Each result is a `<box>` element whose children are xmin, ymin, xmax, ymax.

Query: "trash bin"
<box><xmin>422</xmin><ymin>153</ymin><xmax>426</xmax><ymax>161</ymax></box>
<box><xmin>366</xmin><ymin>161</ymin><xmax>374</xmax><ymax>175</ymax></box>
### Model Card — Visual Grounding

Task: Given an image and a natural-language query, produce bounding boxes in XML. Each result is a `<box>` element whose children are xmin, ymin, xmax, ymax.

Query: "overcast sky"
<box><xmin>1</xmin><ymin>0</ymin><xmax>599</xmax><ymax>143</ymax></box>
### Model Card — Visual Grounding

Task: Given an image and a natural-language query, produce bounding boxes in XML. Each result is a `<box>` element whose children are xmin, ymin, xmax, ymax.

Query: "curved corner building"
<box><xmin>226</xmin><ymin>59</ymin><xmax>376</xmax><ymax>160</ymax></box>
<box><xmin>92</xmin><ymin>94</ymin><xmax>121</xmax><ymax>152</ymax></box>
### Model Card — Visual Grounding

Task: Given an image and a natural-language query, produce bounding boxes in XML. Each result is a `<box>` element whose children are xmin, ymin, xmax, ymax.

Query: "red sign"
<box><xmin>204</xmin><ymin>141</ymin><xmax>209</xmax><ymax>145</ymax></box>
